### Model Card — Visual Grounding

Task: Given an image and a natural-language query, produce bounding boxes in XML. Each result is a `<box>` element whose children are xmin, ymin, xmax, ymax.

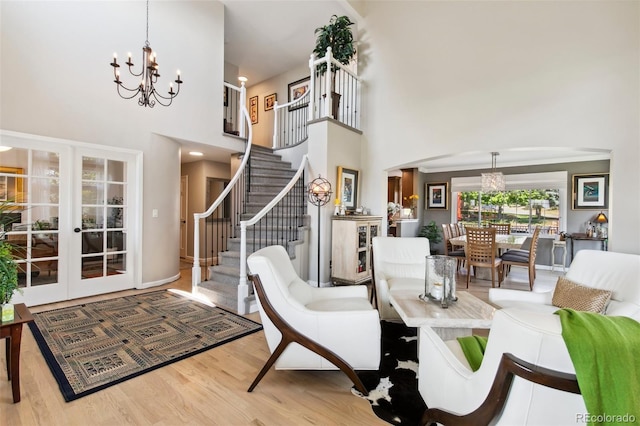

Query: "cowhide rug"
<box><xmin>352</xmin><ymin>321</ymin><xmax>427</xmax><ymax>425</ymax></box>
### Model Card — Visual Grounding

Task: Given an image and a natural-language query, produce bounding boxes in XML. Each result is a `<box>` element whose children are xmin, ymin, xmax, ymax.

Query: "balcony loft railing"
<box><xmin>309</xmin><ymin>47</ymin><xmax>361</xmax><ymax>129</ymax></box>
<box><xmin>272</xmin><ymin>90</ymin><xmax>310</xmax><ymax>149</ymax></box>
<box><xmin>272</xmin><ymin>47</ymin><xmax>361</xmax><ymax>149</ymax></box>
<box><xmin>223</xmin><ymin>81</ymin><xmax>248</xmax><ymax>138</ymax></box>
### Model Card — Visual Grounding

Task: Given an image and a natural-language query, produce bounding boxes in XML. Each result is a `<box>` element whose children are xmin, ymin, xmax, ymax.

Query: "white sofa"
<box><xmin>489</xmin><ymin>249</ymin><xmax>640</xmax><ymax>320</ymax></box>
<box><xmin>246</xmin><ymin>245</ymin><xmax>381</xmax><ymax>370</ymax></box>
<box><xmin>371</xmin><ymin>236</ymin><xmax>430</xmax><ymax>320</ymax></box>
<box><xmin>419</xmin><ymin>308</ymin><xmax>585</xmax><ymax>425</ymax></box>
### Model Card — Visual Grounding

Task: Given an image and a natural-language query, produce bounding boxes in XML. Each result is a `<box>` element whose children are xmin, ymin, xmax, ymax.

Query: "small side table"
<box><xmin>566</xmin><ymin>233</ymin><xmax>608</xmax><ymax>262</ymax></box>
<box><xmin>1</xmin><ymin>303</ymin><xmax>34</xmax><ymax>403</ymax></box>
<box><xmin>551</xmin><ymin>240</ymin><xmax>567</xmax><ymax>272</ymax></box>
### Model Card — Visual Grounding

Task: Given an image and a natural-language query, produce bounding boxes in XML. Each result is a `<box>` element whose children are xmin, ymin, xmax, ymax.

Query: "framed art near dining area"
<box><xmin>337</xmin><ymin>166</ymin><xmax>359</xmax><ymax>210</ymax></box>
<box><xmin>572</xmin><ymin>173</ymin><xmax>609</xmax><ymax>210</ymax></box>
<box><xmin>426</xmin><ymin>182</ymin><xmax>448</xmax><ymax>209</ymax></box>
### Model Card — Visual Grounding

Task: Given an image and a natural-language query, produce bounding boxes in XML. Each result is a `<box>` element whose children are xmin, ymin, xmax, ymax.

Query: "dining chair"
<box><xmin>456</xmin><ymin>222</ymin><xmax>466</xmax><ymax>236</ymax></box>
<box><xmin>442</xmin><ymin>223</ymin><xmax>465</xmax><ymax>270</ymax></box>
<box><xmin>500</xmin><ymin>226</ymin><xmax>541</xmax><ymax>290</ymax></box>
<box><xmin>449</xmin><ymin>223</ymin><xmax>460</xmax><ymax>238</ymax></box>
<box><xmin>489</xmin><ymin>223</ymin><xmax>511</xmax><ymax>235</ymax></box>
<box><xmin>465</xmin><ymin>227</ymin><xmax>502</xmax><ymax>288</ymax></box>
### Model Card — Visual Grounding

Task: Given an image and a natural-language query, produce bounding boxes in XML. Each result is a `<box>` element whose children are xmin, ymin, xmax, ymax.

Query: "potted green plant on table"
<box><xmin>0</xmin><ymin>240</ymin><xmax>19</xmax><ymax>322</ymax></box>
<box><xmin>419</xmin><ymin>220</ymin><xmax>442</xmax><ymax>255</ymax></box>
<box><xmin>1</xmin><ymin>201</ymin><xmax>21</xmax><ymax>322</ymax></box>
<box><xmin>313</xmin><ymin>14</ymin><xmax>356</xmax><ymax>118</ymax></box>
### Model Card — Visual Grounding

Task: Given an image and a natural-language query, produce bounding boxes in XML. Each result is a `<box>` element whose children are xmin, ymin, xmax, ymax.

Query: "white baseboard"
<box><xmin>137</xmin><ymin>272</ymin><xmax>181</xmax><ymax>289</ymax></box>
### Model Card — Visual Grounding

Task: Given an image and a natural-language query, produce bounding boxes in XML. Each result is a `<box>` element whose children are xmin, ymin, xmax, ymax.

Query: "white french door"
<box><xmin>69</xmin><ymin>147</ymin><xmax>138</xmax><ymax>299</ymax></box>
<box><xmin>1</xmin><ymin>132</ymin><xmax>140</xmax><ymax>306</ymax></box>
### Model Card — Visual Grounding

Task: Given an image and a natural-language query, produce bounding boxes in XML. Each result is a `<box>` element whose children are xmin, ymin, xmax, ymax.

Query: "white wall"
<box><xmin>1</xmin><ymin>1</ymin><xmax>226</xmax><ymax>284</ymax></box>
<box><xmin>359</xmin><ymin>0</ymin><xmax>640</xmax><ymax>254</ymax></box>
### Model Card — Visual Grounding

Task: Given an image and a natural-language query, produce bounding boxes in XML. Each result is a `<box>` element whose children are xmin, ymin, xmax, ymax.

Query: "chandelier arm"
<box><xmin>115</xmin><ymin>84</ymin><xmax>143</xmax><ymax>100</ymax></box>
<box><xmin>151</xmin><ymin>83</ymin><xmax>181</xmax><ymax>101</ymax></box>
<box><xmin>126</xmin><ymin>61</ymin><xmax>145</xmax><ymax>78</ymax></box>
<box><xmin>148</xmin><ymin>88</ymin><xmax>173</xmax><ymax>107</ymax></box>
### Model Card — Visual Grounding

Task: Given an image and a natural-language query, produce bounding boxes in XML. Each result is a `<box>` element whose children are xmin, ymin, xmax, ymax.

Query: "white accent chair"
<box><xmin>246</xmin><ymin>245</ymin><xmax>381</xmax><ymax>394</ymax></box>
<box><xmin>371</xmin><ymin>236</ymin><xmax>430</xmax><ymax>320</ymax></box>
<box><xmin>489</xmin><ymin>250</ymin><xmax>640</xmax><ymax>320</ymax></box>
<box><xmin>419</xmin><ymin>308</ymin><xmax>583</xmax><ymax>425</ymax></box>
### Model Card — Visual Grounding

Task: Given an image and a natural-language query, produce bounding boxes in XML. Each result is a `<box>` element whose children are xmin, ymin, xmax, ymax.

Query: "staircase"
<box><xmin>196</xmin><ymin>145</ymin><xmax>308</xmax><ymax>311</ymax></box>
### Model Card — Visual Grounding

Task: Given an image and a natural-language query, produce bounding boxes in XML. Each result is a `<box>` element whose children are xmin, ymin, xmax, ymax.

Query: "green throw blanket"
<box><xmin>555</xmin><ymin>308</ymin><xmax>640</xmax><ymax>426</ymax></box>
<box><xmin>457</xmin><ymin>335</ymin><xmax>488</xmax><ymax>372</ymax></box>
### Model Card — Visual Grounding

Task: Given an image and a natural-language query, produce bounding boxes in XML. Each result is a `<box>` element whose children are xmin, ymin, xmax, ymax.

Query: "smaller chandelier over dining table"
<box><xmin>110</xmin><ymin>0</ymin><xmax>182</xmax><ymax>107</ymax></box>
<box><xmin>481</xmin><ymin>152</ymin><xmax>505</xmax><ymax>192</ymax></box>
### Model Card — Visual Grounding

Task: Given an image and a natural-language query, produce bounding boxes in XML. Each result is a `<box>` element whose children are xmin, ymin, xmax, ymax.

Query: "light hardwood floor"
<box><xmin>2</xmin><ymin>263</ymin><xmax>562</xmax><ymax>426</ymax></box>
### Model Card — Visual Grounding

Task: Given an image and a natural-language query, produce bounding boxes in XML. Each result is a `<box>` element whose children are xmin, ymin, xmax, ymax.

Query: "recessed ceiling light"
<box><xmin>189</xmin><ymin>151</ymin><xmax>204</xmax><ymax>156</ymax></box>
<box><xmin>238</xmin><ymin>76</ymin><xmax>248</xmax><ymax>83</ymax></box>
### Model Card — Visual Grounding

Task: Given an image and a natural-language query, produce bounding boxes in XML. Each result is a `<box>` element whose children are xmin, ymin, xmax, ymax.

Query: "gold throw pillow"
<box><xmin>552</xmin><ymin>277</ymin><xmax>612</xmax><ymax>313</ymax></box>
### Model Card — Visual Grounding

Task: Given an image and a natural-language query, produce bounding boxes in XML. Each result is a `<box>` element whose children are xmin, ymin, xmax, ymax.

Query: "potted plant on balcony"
<box><xmin>313</xmin><ymin>14</ymin><xmax>356</xmax><ymax>118</ymax></box>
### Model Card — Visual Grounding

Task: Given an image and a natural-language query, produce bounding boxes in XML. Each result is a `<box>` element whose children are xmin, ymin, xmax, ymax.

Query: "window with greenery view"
<box><xmin>456</xmin><ymin>189</ymin><xmax>560</xmax><ymax>234</ymax></box>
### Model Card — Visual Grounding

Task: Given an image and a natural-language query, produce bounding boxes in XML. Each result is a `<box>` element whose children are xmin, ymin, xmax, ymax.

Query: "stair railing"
<box><xmin>309</xmin><ymin>47</ymin><xmax>361</xmax><ymax>130</ymax></box>
<box><xmin>223</xmin><ymin>81</ymin><xmax>247</xmax><ymax>138</ymax></box>
<box><xmin>237</xmin><ymin>154</ymin><xmax>309</xmax><ymax>314</ymax></box>
<box><xmin>271</xmin><ymin>90</ymin><xmax>310</xmax><ymax>149</ymax></box>
<box><xmin>192</xmin><ymin>106</ymin><xmax>252</xmax><ymax>289</ymax></box>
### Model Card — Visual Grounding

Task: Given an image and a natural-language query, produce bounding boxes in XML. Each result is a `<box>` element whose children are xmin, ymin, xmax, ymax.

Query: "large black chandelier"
<box><xmin>110</xmin><ymin>0</ymin><xmax>182</xmax><ymax>107</ymax></box>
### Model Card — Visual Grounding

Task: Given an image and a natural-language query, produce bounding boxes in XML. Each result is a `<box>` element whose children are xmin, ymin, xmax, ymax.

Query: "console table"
<box><xmin>566</xmin><ymin>233</ymin><xmax>607</xmax><ymax>262</ymax></box>
<box><xmin>1</xmin><ymin>303</ymin><xmax>34</xmax><ymax>403</ymax></box>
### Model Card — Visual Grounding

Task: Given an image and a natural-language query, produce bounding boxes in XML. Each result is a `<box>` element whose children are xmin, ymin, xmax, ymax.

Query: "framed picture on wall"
<box><xmin>426</xmin><ymin>182</ymin><xmax>448</xmax><ymax>209</ymax></box>
<box><xmin>337</xmin><ymin>166</ymin><xmax>359</xmax><ymax>210</ymax></box>
<box><xmin>249</xmin><ymin>96</ymin><xmax>258</xmax><ymax>124</ymax></box>
<box><xmin>572</xmin><ymin>173</ymin><xmax>609</xmax><ymax>210</ymax></box>
<box><xmin>288</xmin><ymin>76</ymin><xmax>310</xmax><ymax>111</ymax></box>
<box><xmin>264</xmin><ymin>93</ymin><xmax>277</xmax><ymax>111</ymax></box>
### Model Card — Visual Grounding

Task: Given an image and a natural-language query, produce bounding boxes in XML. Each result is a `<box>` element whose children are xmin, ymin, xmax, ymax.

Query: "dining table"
<box><xmin>449</xmin><ymin>234</ymin><xmax>527</xmax><ymax>251</ymax></box>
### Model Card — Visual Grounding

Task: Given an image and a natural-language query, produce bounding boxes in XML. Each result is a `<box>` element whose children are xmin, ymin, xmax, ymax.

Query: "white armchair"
<box><xmin>246</xmin><ymin>245</ymin><xmax>381</xmax><ymax>394</ymax></box>
<box><xmin>371</xmin><ymin>236</ymin><xmax>430</xmax><ymax>320</ymax></box>
<box><xmin>489</xmin><ymin>250</ymin><xmax>640</xmax><ymax>319</ymax></box>
<box><xmin>419</xmin><ymin>308</ymin><xmax>583</xmax><ymax>425</ymax></box>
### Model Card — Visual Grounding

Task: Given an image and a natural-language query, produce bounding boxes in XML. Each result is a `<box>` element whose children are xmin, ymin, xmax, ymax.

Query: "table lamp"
<box><xmin>595</xmin><ymin>211</ymin><xmax>608</xmax><ymax>238</ymax></box>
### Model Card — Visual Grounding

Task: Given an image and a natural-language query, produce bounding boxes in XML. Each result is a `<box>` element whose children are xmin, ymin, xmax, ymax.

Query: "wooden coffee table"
<box><xmin>388</xmin><ymin>289</ymin><xmax>495</xmax><ymax>340</ymax></box>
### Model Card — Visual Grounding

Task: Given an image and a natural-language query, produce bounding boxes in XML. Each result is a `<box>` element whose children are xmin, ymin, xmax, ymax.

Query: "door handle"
<box><xmin>74</xmin><ymin>227</ymin><xmax>82</xmax><ymax>233</ymax></box>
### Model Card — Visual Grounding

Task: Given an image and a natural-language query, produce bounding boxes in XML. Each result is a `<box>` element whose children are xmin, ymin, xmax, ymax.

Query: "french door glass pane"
<box><xmin>80</xmin><ymin>157</ymin><xmax>127</xmax><ymax>280</ymax></box>
<box><xmin>1</xmin><ymin>147</ymin><xmax>60</xmax><ymax>289</ymax></box>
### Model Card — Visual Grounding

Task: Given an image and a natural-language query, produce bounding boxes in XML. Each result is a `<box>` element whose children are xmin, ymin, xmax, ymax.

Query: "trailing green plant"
<box><xmin>313</xmin><ymin>15</ymin><xmax>356</xmax><ymax>76</ymax></box>
<box><xmin>0</xmin><ymin>241</ymin><xmax>19</xmax><ymax>304</ymax></box>
<box><xmin>419</xmin><ymin>220</ymin><xmax>442</xmax><ymax>245</ymax></box>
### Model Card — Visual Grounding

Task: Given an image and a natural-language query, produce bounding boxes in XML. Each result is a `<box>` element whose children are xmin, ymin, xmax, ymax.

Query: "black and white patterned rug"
<box><xmin>29</xmin><ymin>289</ymin><xmax>262</xmax><ymax>401</ymax></box>
<box><xmin>352</xmin><ymin>321</ymin><xmax>427</xmax><ymax>425</ymax></box>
